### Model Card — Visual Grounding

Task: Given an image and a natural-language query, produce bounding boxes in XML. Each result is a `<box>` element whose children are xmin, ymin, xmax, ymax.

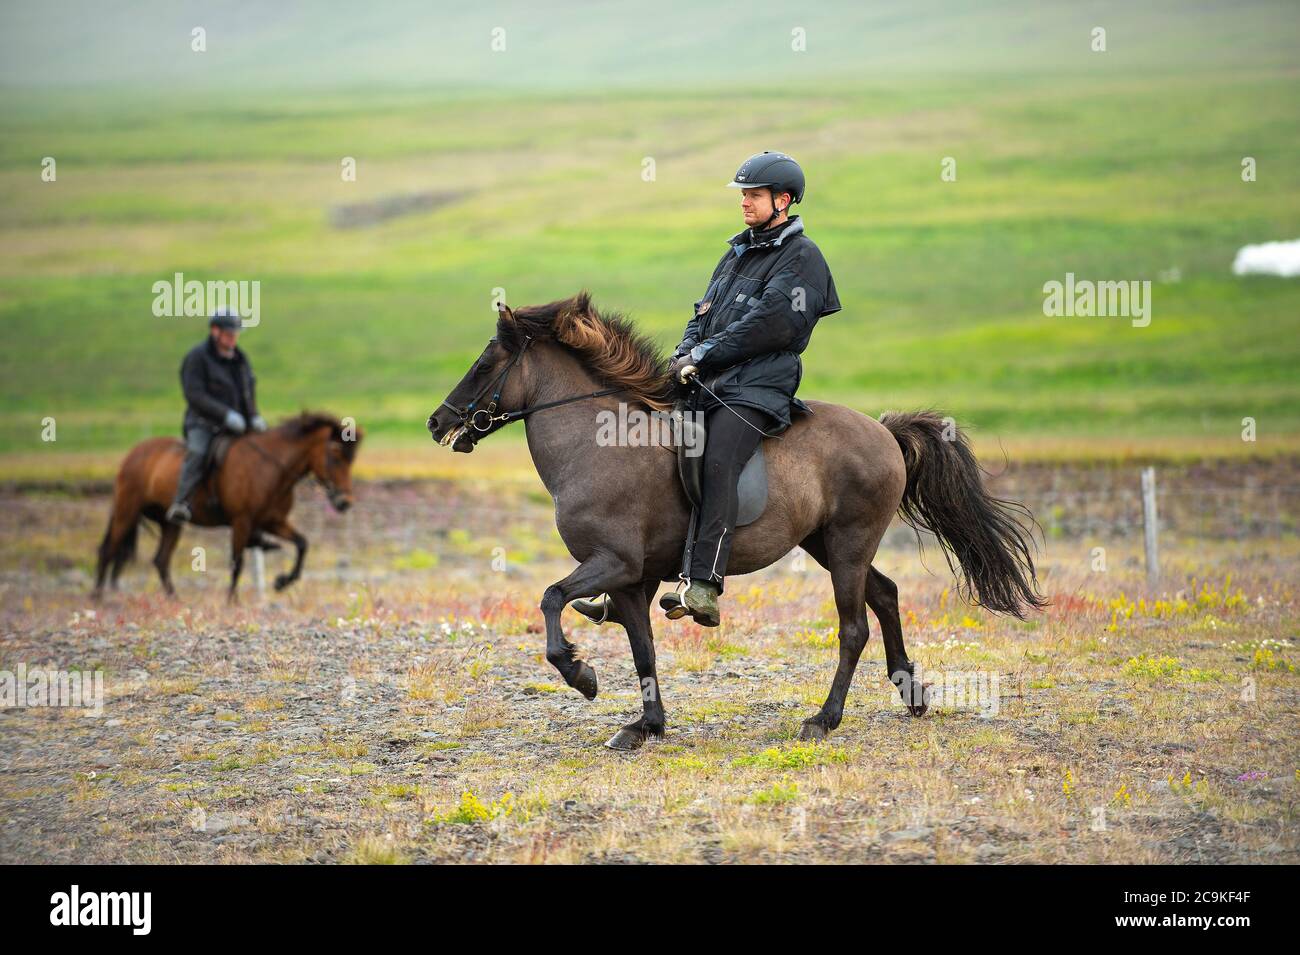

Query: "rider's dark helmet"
<box><xmin>726</xmin><ymin>151</ymin><xmax>806</xmax><ymax>205</ymax></box>
<box><xmin>209</xmin><ymin>306</ymin><xmax>242</xmax><ymax>332</ymax></box>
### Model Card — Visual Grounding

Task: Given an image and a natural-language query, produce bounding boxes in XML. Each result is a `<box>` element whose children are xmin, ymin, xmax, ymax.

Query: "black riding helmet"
<box><xmin>726</xmin><ymin>151</ymin><xmax>806</xmax><ymax>230</ymax></box>
<box><xmin>209</xmin><ymin>306</ymin><xmax>242</xmax><ymax>332</ymax></box>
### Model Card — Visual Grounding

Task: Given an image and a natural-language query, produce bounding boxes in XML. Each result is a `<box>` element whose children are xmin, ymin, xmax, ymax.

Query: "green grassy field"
<box><xmin>1</xmin><ymin>4</ymin><xmax>1298</xmax><ymax>465</ymax></box>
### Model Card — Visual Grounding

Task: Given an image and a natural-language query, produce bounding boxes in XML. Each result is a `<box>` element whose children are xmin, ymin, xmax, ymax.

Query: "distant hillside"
<box><xmin>2</xmin><ymin>0</ymin><xmax>1297</xmax><ymax>91</ymax></box>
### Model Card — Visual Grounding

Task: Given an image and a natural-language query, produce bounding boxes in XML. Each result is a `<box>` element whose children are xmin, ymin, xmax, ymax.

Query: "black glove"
<box><xmin>667</xmin><ymin>355</ymin><xmax>697</xmax><ymax>385</ymax></box>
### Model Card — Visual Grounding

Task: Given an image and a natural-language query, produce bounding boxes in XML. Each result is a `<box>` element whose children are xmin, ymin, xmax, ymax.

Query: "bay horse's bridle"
<box><xmin>437</xmin><ymin>335</ymin><xmax>627</xmax><ymax>444</ymax></box>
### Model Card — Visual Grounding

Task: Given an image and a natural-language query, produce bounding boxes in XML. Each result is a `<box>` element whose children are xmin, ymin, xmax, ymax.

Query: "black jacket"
<box><xmin>677</xmin><ymin>215</ymin><xmax>839</xmax><ymax>433</ymax></box>
<box><xmin>180</xmin><ymin>337</ymin><xmax>259</xmax><ymax>435</ymax></box>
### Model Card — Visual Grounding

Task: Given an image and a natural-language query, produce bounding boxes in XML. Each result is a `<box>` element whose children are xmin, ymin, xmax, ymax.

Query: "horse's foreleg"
<box><xmin>262</xmin><ymin>518</ymin><xmax>307</xmax><ymax>592</ymax></box>
<box><xmin>228</xmin><ymin>519</ymin><xmax>252</xmax><ymax>604</ymax></box>
<box><xmin>540</xmin><ymin>552</ymin><xmax>640</xmax><ymax>700</ymax></box>
<box><xmin>604</xmin><ymin>581</ymin><xmax>665</xmax><ymax>751</ymax></box>
<box><xmin>153</xmin><ymin>522</ymin><xmax>181</xmax><ymax>598</ymax></box>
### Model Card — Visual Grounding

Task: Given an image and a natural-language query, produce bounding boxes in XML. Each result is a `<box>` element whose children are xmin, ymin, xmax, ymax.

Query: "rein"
<box><xmin>240</xmin><ymin>429</ymin><xmax>346</xmax><ymax>501</ymax></box>
<box><xmin>243</xmin><ymin>433</ymin><xmax>292</xmax><ymax>475</ymax></box>
<box><xmin>440</xmin><ymin>335</ymin><xmax>627</xmax><ymax>440</ymax></box>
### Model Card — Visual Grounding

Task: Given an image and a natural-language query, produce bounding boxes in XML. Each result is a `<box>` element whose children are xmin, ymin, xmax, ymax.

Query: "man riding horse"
<box><xmin>165</xmin><ymin>307</ymin><xmax>267</xmax><ymax>524</ymax></box>
<box><xmin>658</xmin><ymin>151</ymin><xmax>840</xmax><ymax>627</ymax></box>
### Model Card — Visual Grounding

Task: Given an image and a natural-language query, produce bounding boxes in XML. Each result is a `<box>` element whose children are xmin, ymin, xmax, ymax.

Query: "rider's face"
<box><xmin>740</xmin><ymin>187</ymin><xmax>789</xmax><ymax>228</ymax></box>
<box><xmin>211</xmin><ymin>327</ymin><xmax>239</xmax><ymax>355</ymax></box>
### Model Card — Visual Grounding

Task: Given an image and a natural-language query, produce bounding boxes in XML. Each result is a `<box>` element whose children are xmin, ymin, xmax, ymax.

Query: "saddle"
<box><xmin>186</xmin><ymin>432</ymin><xmax>279</xmax><ymax>551</ymax></box>
<box><xmin>185</xmin><ymin>433</ymin><xmax>237</xmax><ymax>523</ymax></box>
<box><xmin>674</xmin><ymin>405</ymin><xmax>768</xmax><ymax>526</ymax></box>
<box><xmin>655</xmin><ymin>399</ymin><xmax>770</xmax><ymax>589</ymax></box>
<box><xmin>205</xmin><ymin>433</ymin><xmax>236</xmax><ymax>472</ymax></box>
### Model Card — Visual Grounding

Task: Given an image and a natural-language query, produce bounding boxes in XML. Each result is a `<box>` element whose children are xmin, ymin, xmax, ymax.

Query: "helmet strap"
<box><xmin>758</xmin><ymin>189</ymin><xmax>787</xmax><ymax>231</ymax></box>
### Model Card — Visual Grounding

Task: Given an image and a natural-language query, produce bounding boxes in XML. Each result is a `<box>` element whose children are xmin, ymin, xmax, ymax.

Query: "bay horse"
<box><xmin>94</xmin><ymin>412</ymin><xmax>362</xmax><ymax>601</ymax></box>
<box><xmin>426</xmin><ymin>294</ymin><xmax>1046</xmax><ymax>750</ymax></box>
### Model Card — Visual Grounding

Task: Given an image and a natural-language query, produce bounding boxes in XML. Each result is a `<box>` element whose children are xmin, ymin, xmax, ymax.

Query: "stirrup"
<box><xmin>659</xmin><ymin>576</ymin><xmax>693</xmax><ymax>620</ymax></box>
<box><xmin>570</xmin><ymin>593</ymin><xmax>611</xmax><ymax>624</ymax></box>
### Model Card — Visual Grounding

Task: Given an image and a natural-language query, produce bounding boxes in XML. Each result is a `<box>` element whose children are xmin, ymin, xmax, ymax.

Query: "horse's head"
<box><xmin>426</xmin><ymin>303</ymin><xmax>532</xmax><ymax>454</ymax></box>
<box><xmin>301</xmin><ymin>416</ymin><xmax>362</xmax><ymax>511</ymax></box>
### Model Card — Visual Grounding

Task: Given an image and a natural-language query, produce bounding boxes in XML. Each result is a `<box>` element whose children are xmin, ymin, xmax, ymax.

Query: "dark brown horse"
<box><xmin>426</xmin><ymin>294</ymin><xmax>1046</xmax><ymax>750</ymax></box>
<box><xmin>94</xmin><ymin>413</ymin><xmax>362</xmax><ymax>601</ymax></box>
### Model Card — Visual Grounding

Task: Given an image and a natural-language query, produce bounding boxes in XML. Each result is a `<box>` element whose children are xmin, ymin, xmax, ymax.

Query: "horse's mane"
<box><xmin>499</xmin><ymin>291</ymin><xmax>673</xmax><ymax>412</ymax></box>
<box><xmin>277</xmin><ymin>412</ymin><xmax>361</xmax><ymax>461</ymax></box>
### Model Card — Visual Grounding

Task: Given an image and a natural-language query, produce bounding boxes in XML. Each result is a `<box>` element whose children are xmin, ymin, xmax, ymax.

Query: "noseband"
<box><xmin>440</xmin><ymin>336</ymin><xmax>535</xmax><ymax>434</ymax></box>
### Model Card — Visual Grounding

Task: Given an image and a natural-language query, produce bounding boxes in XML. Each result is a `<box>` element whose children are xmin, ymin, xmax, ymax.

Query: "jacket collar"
<box><xmin>729</xmin><ymin>215</ymin><xmax>804</xmax><ymax>255</ymax></box>
<box><xmin>204</xmin><ymin>336</ymin><xmax>243</xmax><ymax>363</ymax></box>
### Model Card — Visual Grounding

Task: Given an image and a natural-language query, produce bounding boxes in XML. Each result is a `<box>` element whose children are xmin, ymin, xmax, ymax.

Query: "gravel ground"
<box><xmin>1</xmin><ymin>473</ymin><xmax>1297</xmax><ymax>864</ymax></box>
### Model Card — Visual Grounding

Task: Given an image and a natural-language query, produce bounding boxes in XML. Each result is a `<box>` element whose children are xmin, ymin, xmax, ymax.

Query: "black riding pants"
<box><xmin>173</xmin><ymin>426</ymin><xmax>213</xmax><ymax>506</ymax></box>
<box><xmin>687</xmin><ymin>403</ymin><xmax>774</xmax><ymax>593</ymax></box>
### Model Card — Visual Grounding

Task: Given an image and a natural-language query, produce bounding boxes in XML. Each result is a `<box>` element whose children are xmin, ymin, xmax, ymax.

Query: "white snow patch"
<box><xmin>1232</xmin><ymin>239</ymin><xmax>1300</xmax><ymax>277</ymax></box>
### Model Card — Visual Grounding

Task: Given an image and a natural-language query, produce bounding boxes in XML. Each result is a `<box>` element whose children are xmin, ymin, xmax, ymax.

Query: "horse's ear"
<box><xmin>496</xmin><ymin>302</ymin><xmax>515</xmax><ymax>323</ymax></box>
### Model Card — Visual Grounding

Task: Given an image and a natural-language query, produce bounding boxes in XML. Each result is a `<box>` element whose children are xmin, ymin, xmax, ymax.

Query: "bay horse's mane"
<box><xmin>277</xmin><ymin>412</ymin><xmax>360</xmax><ymax>461</ymax></box>
<box><xmin>500</xmin><ymin>292</ymin><xmax>674</xmax><ymax>412</ymax></box>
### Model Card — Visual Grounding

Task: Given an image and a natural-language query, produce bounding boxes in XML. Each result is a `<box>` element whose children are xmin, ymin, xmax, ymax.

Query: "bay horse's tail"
<box><xmin>94</xmin><ymin>507</ymin><xmax>140</xmax><ymax>595</ymax></box>
<box><xmin>880</xmin><ymin>411</ymin><xmax>1048</xmax><ymax>618</ymax></box>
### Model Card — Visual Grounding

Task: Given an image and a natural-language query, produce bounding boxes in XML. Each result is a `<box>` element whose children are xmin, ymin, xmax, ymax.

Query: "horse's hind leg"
<box><xmin>866</xmin><ymin>566</ymin><xmax>928</xmax><ymax>716</ymax></box>
<box><xmin>604</xmin><ymin>580</ymin><xmax>666</xmax><ymax>752</ymax></box>
<box><xmin>799</xmin><ymin>526</ymin><xmax>874</xmax><ymax>741</ymax></box>
<box><xmin>153</xmin><ymin>522</ymin><xmax>181</xmax><ymax>598</ymax></box>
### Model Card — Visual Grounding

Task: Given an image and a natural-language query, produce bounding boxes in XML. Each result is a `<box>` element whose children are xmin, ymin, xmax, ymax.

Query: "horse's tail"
<box><xmin>97</xmin><ymin>509</ymin><xmax>139</xmax><ymax>565</ymax></box>
<box><xmin>880</xmin><ymin>411</ymin><xmax>1048</xmax><ymax>618</ymax></box>
<box><xmin>93</xmin><ymin>484</ymin><xmax>142</xmax><ymax>596</ymax></box>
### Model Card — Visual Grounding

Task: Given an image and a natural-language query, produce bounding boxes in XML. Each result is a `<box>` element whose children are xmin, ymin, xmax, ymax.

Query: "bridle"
<box><xmin>437</xmin><ymin>335</ymin><xmax>627</xmax><ymax>444</ymax></box>
<box><xmin>242</xmin><ymin>429</ymin><xmax>351</xmax><ymax>508</ymax></box>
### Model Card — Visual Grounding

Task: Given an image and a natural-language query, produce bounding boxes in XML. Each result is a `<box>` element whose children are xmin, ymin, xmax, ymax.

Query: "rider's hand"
<box><xmin>667</xmin><ymin>355</ymin><xmax>697</xmax><ymax>385</ymax></box>
<box><xmin>224</xmin><ymin>410</ymin><xmax>248</xmax><ymax>434</ymax></box>
<box><xmin>250</xmin><ymin>415</ymin><xmax>268</xmax><ymax>432</ymax></box>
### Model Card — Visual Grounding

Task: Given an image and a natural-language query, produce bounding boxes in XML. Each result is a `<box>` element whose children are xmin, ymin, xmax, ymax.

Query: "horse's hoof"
<box><xmin>798</xmin><ymin>719</ymin><xmax>829</xmax><ymax>741</ymax></box>
<box><xmin>604</xmin><ymin>726</ymin><xmax>648</xmax><ymax>751</ymax></box>
<box><xmin>571</xmin><ymin>661</ymin><xmax>598</xmax><ymax>700</ymax></box>
<box><xmin>905</xmin><ymin>685</ymin><xmax>932</xmax><ymax>718</ymax></box>
<box><xmin>273</xmin><ymin>575</ymin><xmax>292</xmax><ymax>592</ymax></box>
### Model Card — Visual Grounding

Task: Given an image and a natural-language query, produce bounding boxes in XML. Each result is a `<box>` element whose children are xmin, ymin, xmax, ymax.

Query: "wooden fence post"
<box><xmin>1141</xmin><ymin>467</ymin><xmax>1159</xmax><ymax>588</ymax></box>
<box><xmin>252</xmin><ymin>547</ymin><xmax>266</xmax><ymax>598</ymax></box>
